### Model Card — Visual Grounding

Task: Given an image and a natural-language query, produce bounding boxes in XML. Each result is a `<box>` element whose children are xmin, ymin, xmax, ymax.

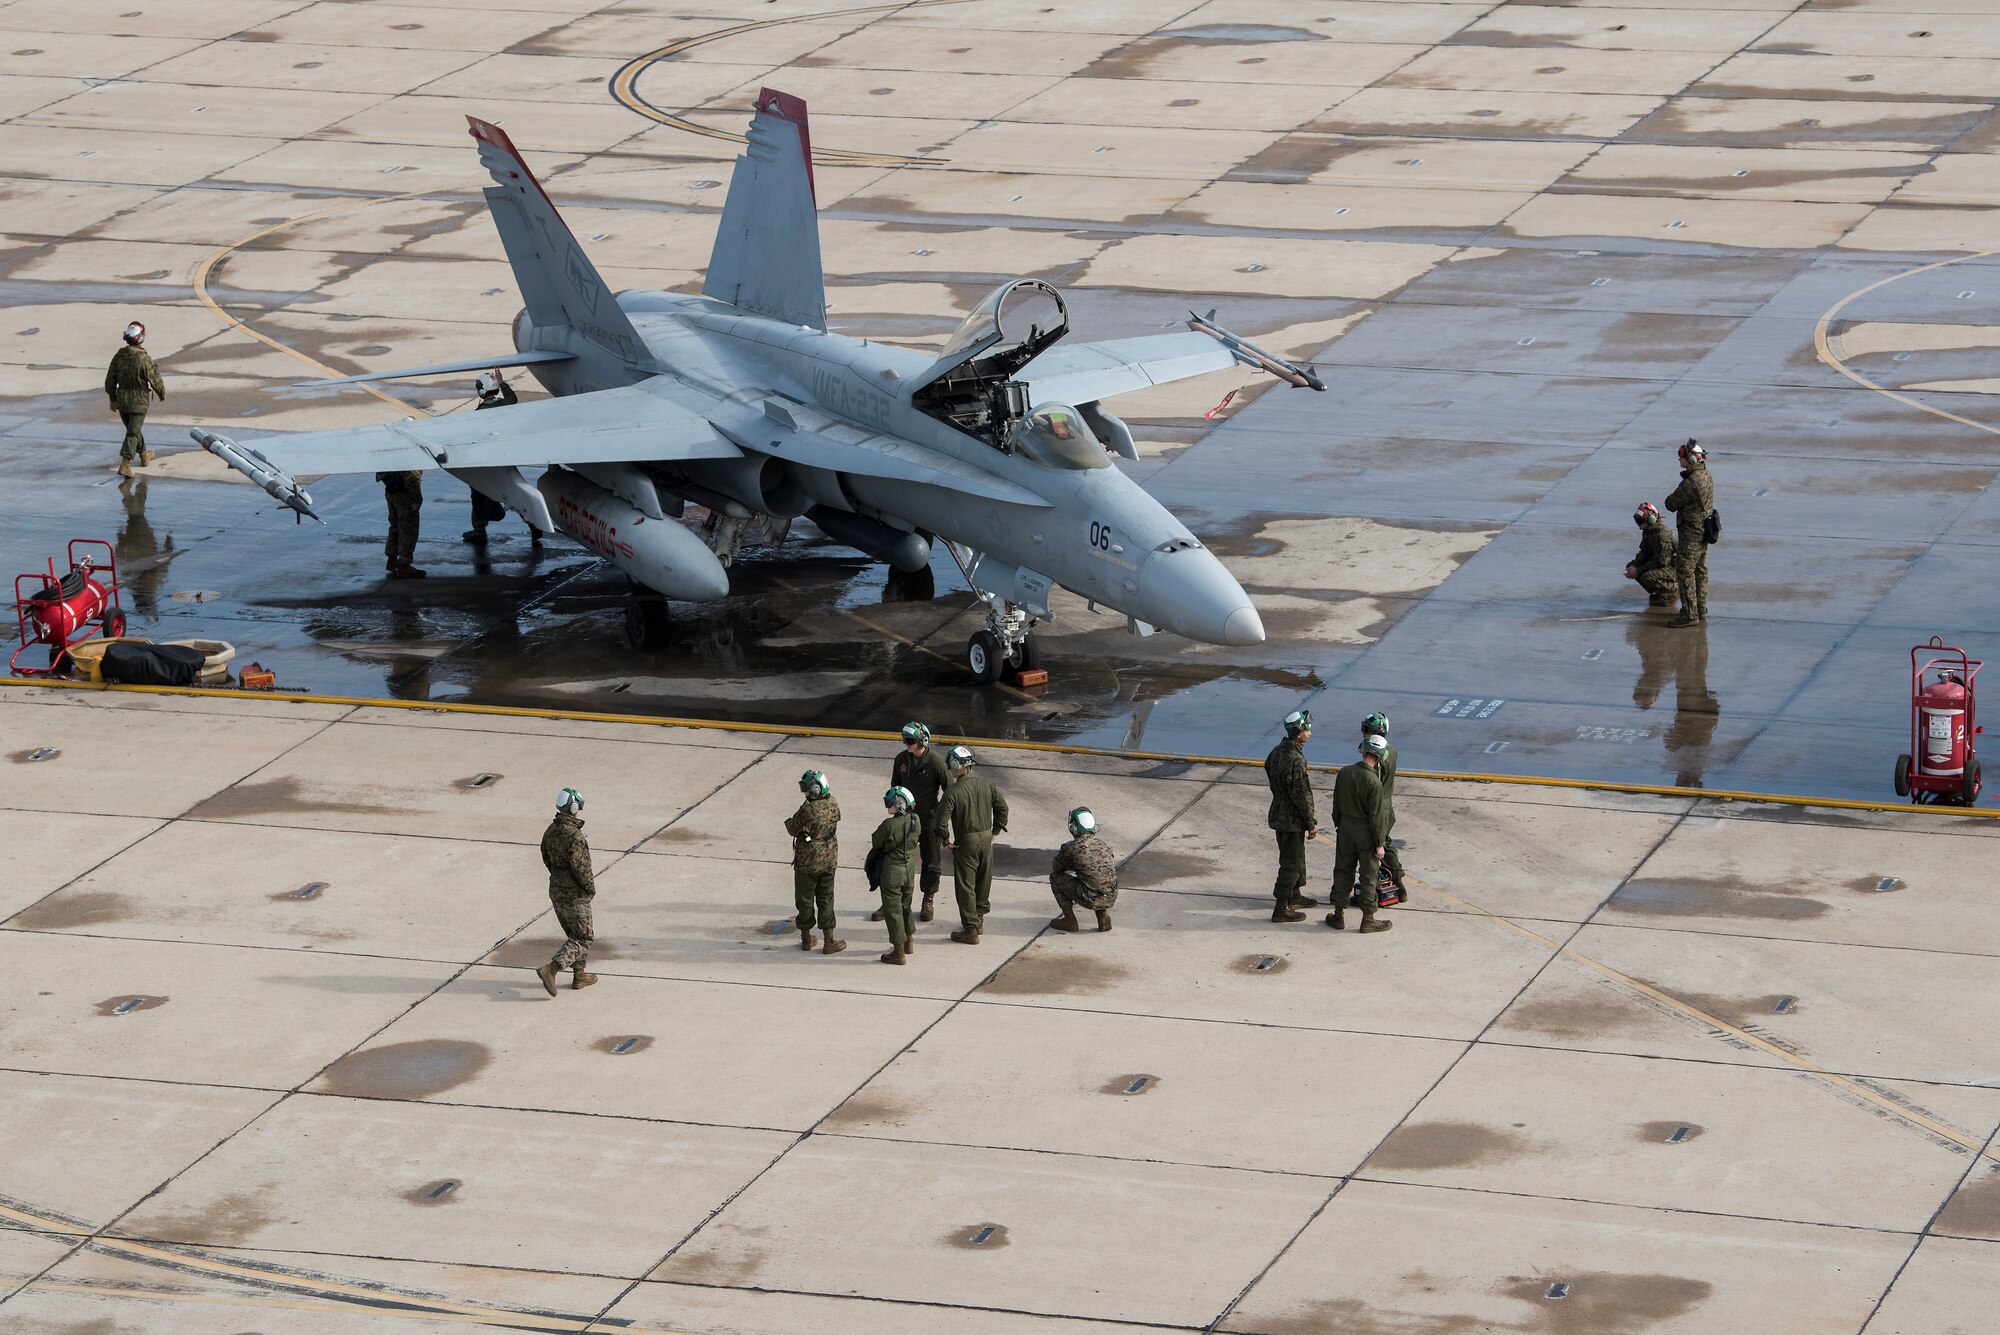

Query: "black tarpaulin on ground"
<box><xmin>101</xmin><ymin>641</ymin><xmax>207</xmax><ymax>686</ymax></box>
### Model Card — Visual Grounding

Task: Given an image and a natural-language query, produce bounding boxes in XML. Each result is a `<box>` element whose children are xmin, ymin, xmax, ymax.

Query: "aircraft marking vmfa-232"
<box><xmin>194</xmin><ymin>89</ymin><xmax>1324</xmax><ymax>682</ymax></box>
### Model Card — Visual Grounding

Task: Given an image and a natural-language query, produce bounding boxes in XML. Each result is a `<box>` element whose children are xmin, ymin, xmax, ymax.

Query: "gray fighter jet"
<box><xmin>194</xmin><ymin>90</ymin><xmax>1325</xmax><ymax>682</ymax></box>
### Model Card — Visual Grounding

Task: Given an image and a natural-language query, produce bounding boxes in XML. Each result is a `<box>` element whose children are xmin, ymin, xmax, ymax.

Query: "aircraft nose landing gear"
<box><xmin>966</xmin><ymin>602</ymin><xmax>1041</xmax><ymax>685</ymax></box>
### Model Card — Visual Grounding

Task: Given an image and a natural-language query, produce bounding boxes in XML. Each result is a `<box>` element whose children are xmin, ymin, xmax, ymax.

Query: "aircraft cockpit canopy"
<box><xmin>911</xmin><ymin>279</ymin><xmax>1071</xmax><ymax>449</ymax></box>
<box><xmin>1009</xmin><ymin>403</ymin><xmax>1110</xmax><ymax>471</ymax></box>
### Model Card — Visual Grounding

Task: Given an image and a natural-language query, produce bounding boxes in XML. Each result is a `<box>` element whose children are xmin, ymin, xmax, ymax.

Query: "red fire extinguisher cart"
<box><xmin>1895</xmin><ymin>637</ymin><xmax>1983</xmax><ymax>805</ymax></box>
<box><xmin>10</xmin><ymin>539</ymin><xmax>126</xmax><ymax>677</ymax></box>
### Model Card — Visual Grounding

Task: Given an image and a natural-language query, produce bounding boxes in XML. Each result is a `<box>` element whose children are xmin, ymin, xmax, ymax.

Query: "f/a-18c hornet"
<box><xmin>193</xmin><ymin>89</ymin><xmax>1325</xmax><ymax>683</ymax></box>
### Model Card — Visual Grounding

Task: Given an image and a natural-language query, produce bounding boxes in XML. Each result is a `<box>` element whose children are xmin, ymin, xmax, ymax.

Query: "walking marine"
<box><xmin>944</xmin><ymin>745</ymin><xmax>1009</xmax><ymax>944</ymax></box>
<box><xmin>1265</xmin><ymin>709</ymin><xmax>1319</xmax><ymax>923</ymax></box>
<box><xmin>872</xmin><ymin>786</ymin><xmax>920</xmax><ymax>965</ymax></box>
<box><xmin>104</xmin><ymin>321</ymin><xmax>165</xmax><ymax>479</ymax></box>
<box><xmin>536</xmin><ymin>788</ymin><xmax>598</xmax><ymax>994</ymax></box>
<box><xmin>1626</xmin><ymin>501</ymin><xmax>1679</xmax><ymax>608</ymax></box>
<box><xmin>886</xmin><ymin>722</ymin><xmax>950</xmax><ymax>924</ymax></box>
<box><xmin>1328</xmin><ymin>736</ymin><xmax>1394</xmax><ymax>935</ymax></box>
<box><xmin>1050</xmin><ymin>807</ymin><xmax>1117</xmax><ymax>933</ymax></box>
<box><xmin>1362</xmin><ymin>712</ymin><xmax>1409</xmax><ymax>901</ymax></box>
<box><xmin>1664</xmin><ymin>438</ymin><xmax>1714</xmax><ymax>628</ymax></box>
<box><xmin>377</xmin><ymin>469</ymin><xmax>425</xmax><ymax>579</ymax></box>
<box><xmin>786</xmin><ymin>770</ymin><xmax>844</xmax><ymax>955</ymax></box>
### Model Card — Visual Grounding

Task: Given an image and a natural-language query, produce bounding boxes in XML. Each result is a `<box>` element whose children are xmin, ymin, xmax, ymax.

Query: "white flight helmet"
<box><xmin>123</xmin><ymin>322</ymin><xmax>145</xmax><ymax>345</ymax></box>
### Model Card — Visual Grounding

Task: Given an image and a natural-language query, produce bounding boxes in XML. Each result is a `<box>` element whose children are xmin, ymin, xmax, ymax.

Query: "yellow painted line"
<box><xmin>1813</xmin><ymin>248</ymin><xmax>2000</xmax><ymax>439</ymax></box>
<box><xmin>1420</xmin><ymin>879</ymin><xmax>2000</xmax><ymax>1163</ymax></box>
<box><xmin>6</xmin><ymin>676</ymin><xmax>1991</xmax><ymax>819</ymax></box>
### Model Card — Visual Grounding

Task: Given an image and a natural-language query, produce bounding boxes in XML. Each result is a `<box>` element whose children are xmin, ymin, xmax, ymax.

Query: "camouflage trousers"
<box><xmin>879</xmin><ymin>873</ymin><xmax>915</xmax><ymax>948</ymax></box>
<box><xmin>549</xmin><ymin>888</ymin><xmax>593</xmax><ymax>970</ymax></box>
<box><xmin>385</xmin><ymin>494</ymin><xmax>421</xmax><ymax>568</ymax></box>
<box><xmin>953</xmin><ymin>834</ymin><xmax>993</xmax><ymax>933</ymax></box>
<box><xmin>1675</xmin><ymin>538</ymin><xmax>1708</xmax><ymax>618</ymax></box>
<box><xmin>118</xmin><ymin>410</ymin><xmax>147</xmax><ymax>461</ymax></box>
<box><xmin>1272</xmin><ymin>829</ymin><xmax>1308</xmax><ymax>903</ymax></box>
<box><xmin>1332</xmin><ymin>826</ymin><xmax>1380</xmax><ymax>912</ymax></box>
<box><xmin>1051</xmin><ymin>870</ymin><xmax>1116</xmax><ymax>913</ymax></box>
<box><xmin>794</xmin><ymin>867</ymin><xmax>836</xmax><ymax>933</ymax></box>
<box><xmin>1636</xmin><ymin>566</ymin><xmax>1679</xmax><ymax>604</ymax></box>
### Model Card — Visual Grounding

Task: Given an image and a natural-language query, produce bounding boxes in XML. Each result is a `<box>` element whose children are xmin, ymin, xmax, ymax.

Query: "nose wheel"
<box><xmin>965</xmin><ymin>604</ymin><xmax>1040</xmax><ymax>685</ymax></box>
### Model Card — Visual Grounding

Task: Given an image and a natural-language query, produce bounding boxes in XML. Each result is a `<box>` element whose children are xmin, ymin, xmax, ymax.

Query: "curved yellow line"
<box><xmin>1812</xmin><ymin>248</ymin><xmax>2000</xmax><ymax>438</ymax></box>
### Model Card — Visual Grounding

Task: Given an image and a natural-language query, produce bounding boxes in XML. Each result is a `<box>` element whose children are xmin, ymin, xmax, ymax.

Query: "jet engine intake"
<box><xmin>808</xmin><ymin>505</ymin><xmax>931</xmax><ymax>573</ymax></box>
<box><xmin>689</xmin><ymin>453</ymin><xmax>808</xmax><ymax>519</ymax></box>
<box><xmin>538</xmin><ymin>467</ymin><xmax>730</xmax><ymax>602</ymax></box>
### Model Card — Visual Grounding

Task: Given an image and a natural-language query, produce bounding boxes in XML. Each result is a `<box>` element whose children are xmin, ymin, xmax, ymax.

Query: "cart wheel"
<box><xmin>103</xmin><ymin>610</ymin><xmax>126</xmax><ymax>639</ymax></box>
<box><xmin>1894</xmin><ymin>754</ymin><xmax>1911</xmax><ymax>799</ymax></box>
<box><xmin>1963</xmin><ymin>755</ymin><xmax>1981</xmax><ymax>804</ymax></box>
<box><xmin>967</xmin><ymin>630</ymin><xmax>1002</xmax><ymax>684</ymax></box>
<box><xmin>623</xmin><ymin>598</ymin><xmax>671</xmax><ymax>652</ymax></box>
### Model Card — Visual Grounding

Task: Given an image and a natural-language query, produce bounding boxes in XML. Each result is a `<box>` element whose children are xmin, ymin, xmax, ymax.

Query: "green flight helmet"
<box><xmin>900</xmin><ymin>721</ymin><xmax>931</xmax><ymax>745</ymax></box>
<box><xmin>1283</xmin><ymin>708</ymin><xmax>1313</xmax><ymax>738</ymax></box>
<box><xmin>1361</xmin><ymin>734</ymin><xmax>1388</xmax><ymax>759</ymax></box>
<box><xmin>946</xmin><ymin>744</ymin><xmax>975</xmax><ymax>771</ymax></box>
<box><xmin>799</xmin><ymin>769</ymin><xmax>831</xmax><ymax>798</ymax></box>
<box><xmin>885</xmin><ymin>785</ymin><xmax>914</xmax><ymax>812</ymax></box>
<box><xmin>1362</xmin><ymin>712</ymin><xmax>1389</xmax><ymax>737</ymax></box>
<box><xmin>556</xmin><ymin>787</ymin><xmax>584</xmax><ymax>814</ymax></box>
<box><xmin>1068</xmin><ymin>806</ymin><xmax>1097</xmax><ymax>837</ymax></box>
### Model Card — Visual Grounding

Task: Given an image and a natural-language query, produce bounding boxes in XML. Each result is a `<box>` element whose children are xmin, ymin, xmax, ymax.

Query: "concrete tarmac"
<box><xmin>4</xmin><ymin>685</ymin><xmax>1999</xmax><ymax>1333</ymax></box>
<box><xmin>6</xmin><ymin>1</ymin><xmax>2000</xmax><ymax>803</ymax></box>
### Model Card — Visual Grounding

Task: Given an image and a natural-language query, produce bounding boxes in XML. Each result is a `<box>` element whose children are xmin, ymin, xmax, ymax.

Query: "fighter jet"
<box><xmin>193</xmin><ymin>90</ymin><xmax>1325</xmax><ymax>682</ymax></box>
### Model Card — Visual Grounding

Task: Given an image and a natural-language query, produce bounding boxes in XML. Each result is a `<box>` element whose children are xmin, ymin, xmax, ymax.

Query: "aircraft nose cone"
<box><xmin>1224</xmin><ymin>604</ymin><xmax>1265</xmax><ymax>647</ymax></box>
<box><xmin>1142</xmin><ymin>548</ymin><xmax>1261</xmax><ymax>647</ymax></box>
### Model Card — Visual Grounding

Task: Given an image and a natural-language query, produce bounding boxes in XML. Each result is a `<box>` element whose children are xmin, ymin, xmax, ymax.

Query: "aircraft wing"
<box><xmin>1019</xmin><ymin>332</ymin><xmax>1239</xmax><ymax>405</ymax></box>
<box><xmin>192</xmin><ymin>380</ymin><xmax>741</xmax><ymax>520</ymax></box>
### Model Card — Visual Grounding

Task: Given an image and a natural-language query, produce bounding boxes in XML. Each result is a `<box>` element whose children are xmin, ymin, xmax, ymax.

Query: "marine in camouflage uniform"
<box><xmin>1328</xmin><ymin>740</ymin><xmax>1393</xmax><ymax>934</ymax></box>
<box><xmin>890</xmin><ymin>729</ymin><xmax>951</xmax><ymax>921</ymax></box>
<box><xmin>1264</xmin><ymin>719</ymin><xmax>1319</xmax><ymax>922</ymax></box>
<box><xmin>536</xmin><ymin>803</ymin><xmax>598</xmax><ymax>994</ymax></box>
<box><xmin>786</xmin><ymin>780</ymin><xmax>844</xmax><ymax>954</ymax></box>
<box><xmin>1628</xmin><ymin>510</ymin><xmax>1679</xmax><ymax>607</ymax></box>
<box><xmin>1664</xmin><ymin>444</ymin><xmax>1714</xmax><ymax>627</ymax></box>
<box><xmin>872</xmin><ymin>799</ymin><xmax>919</xmax><ymax>964</ymax></box>
<box><xmin>1049</xmin><ymin>825</ymin><xmax>1118</xmax><ymax>933</ymax></box>
<box><xmin>104</xmin><ymin>334</ymin><xmax>165</xmax><ymax>476</ymax></box>
<box><xmin>944</xmin><ymin>748</ymin><xmax>1008</xmax><ymax>944</ymax></box>
<box><xmin>376</xmin><ymin>470</ymin><xmax>425</xmax><ymax>577</ymax></box>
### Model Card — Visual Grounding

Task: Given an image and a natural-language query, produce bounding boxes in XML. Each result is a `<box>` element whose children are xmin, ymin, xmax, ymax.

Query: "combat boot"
<box><xmin>879</xmin><ymin>944</ymin><xmax>906</xmax><ymax>965</ymax></box>
<box><xmin>950</xmin><ymin>929</ymin><xmax>982</xmax><ymax>945</ymax></box>
<box><xmin>572</xmin><ymin>969</ymin><xmax>597</xmax><ymax>989</ymax></box>
<box><xmin>1325</xmin><ymin>908</ymin><xmax>1346</xmax><ymax>930</ymax></box>
<box><xmin>1289</xmin><ymin>892</ymin><xmax>1318</xmax><ymax>908</ymax></box>
<box><xmin>389</xmin><ymin>565</ymin><xmax>428</xmax><ymax>580</ymax></box>
<box><xmin>534</xmin><ymin>962</ymin><xmax>560</xmax><ymax>996</ymax></box>
<box><xmin>822</xmin><ymin>934</ymin><xmax>847</xmax><ymax>955</ymax></box>
<box><xmin>902</xmin><ymin>936</ymin><xmax>915</xmax><ymax>956</ymax></box>
<box><xmin>799</xmin><ymin>927</ymin><xmax>817</xmax><ymax>951</ymax></box>
<box><xmin>919</xmin><ymin>892</ymin><xmax>936</xmax><ymax>922</ymax></box>
<box><xmin>868</xmin><ymin>906</ymin><xmax>885</xmax><ymax>921</ymax></box>
<box><xmin>1051</xmin><ymin>909</ymin><xmax>1081</xmax><ymax>932</ymax></box>
<box><xmin>116</xmin><ymin>459</ymin><xmax>134</xmax><ymax>479</ymax></box>
<box><xmin>461</xmin><ymin>528</ymin><xmax>487</xmax><ymax>546</ymax></box>
<box><xmin>1094</xmin><ymin>910</ymin><xmax>1112</xmax><ymax>933</ymax></box>
<box><xmin>1272</xmin><ymin>904</ymin><xmax>1306</xmax><ymax>923</ymax></box>
<box><xmin>1358</xmin><ymin>912</ymin><xmax>1393</xmax><ymax>934</ymax></box>
<box><xmin>1669</xmin><ymin>611</ymin><xmax>1697</xmax><ymax>628</ymax></box>
<box><xmin>140</xmin><ymin>450</ymin><xmax>155</xmax><ymax>467</ymax></box>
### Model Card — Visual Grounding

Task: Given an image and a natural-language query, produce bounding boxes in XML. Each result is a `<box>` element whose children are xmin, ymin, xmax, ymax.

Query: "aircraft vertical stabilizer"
<box><xmin>702</xmin><ymin>89</ymin><xmax>826</xmax><ymax>331</ymax></box>
<box><xmin>468</xmin><ymin>116</ymin><xmax>647</xmax><ymax>365</ymax></box>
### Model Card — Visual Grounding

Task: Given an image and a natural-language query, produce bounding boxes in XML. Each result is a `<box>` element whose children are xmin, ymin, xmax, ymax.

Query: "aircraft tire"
<box><xmin>1011</xmin><ymin>632</ymin><xmax>1042</xmax><ymax>672</ymax></box>
<box><xmin>624</xmin><ymin>598</ymin><xmax>671</xmax><ymax>653</ymax></box>
<box><xmin>967</xmin><ymin>630</ymin><xmax>1002</xmax><ymax>684</ymax></box>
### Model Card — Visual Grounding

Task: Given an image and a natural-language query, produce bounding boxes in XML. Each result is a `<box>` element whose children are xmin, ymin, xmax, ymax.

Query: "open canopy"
<box><xmin>912</xmin><ymin>279</ymin><xmax>1069</xmax><ymax>394</ymax></box>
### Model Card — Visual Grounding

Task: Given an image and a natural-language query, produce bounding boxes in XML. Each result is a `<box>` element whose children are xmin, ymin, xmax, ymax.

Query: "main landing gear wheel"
<box><xmin>624</xmin><ymin>598</ymin><xmax>671</xmax><ymax>652</ymax></box>
<box><xmin>967</xmin><ymin>630</ymin><xmax>1002</xmax><ymax>684</ymax></box>
<box><xmin>1894</xmin><ymin>754</ymin><xmax>1911</xmax><ymax>799</ymax></box>
<box><xmin>1009</xmin><ymin>631</ymin><xmax>1042</xmax><ymax>673</ymax></box>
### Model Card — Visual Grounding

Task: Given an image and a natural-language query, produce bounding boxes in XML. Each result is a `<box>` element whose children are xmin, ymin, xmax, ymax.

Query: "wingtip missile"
<box><xmin>191</xmin><ymin>428</ymin><xmax>321</xmax><ymax>523</ymax></box>
<box><xmin>1187</xmin><ymin>312</ymin><xmax>1327</xmax><ymax>392</ymax></box>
